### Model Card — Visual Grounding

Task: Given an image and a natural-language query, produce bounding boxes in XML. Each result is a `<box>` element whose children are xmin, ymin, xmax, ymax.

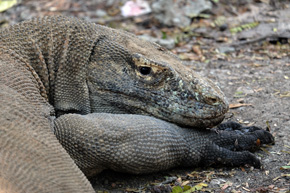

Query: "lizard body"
<box><xmin>0</xmin><ymin>16</ymin><xmax>274</xmax><ymax>192</ymax></box>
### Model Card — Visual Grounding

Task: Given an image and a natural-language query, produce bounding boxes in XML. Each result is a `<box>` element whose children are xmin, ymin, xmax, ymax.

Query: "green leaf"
<box><xmin>172</xmin><ymin>186</ymin><xmax>183</xmax><ymax>193</ymax></box>
<box><xmin>183</xmin><ymin>183</ymin><xmax>208</xmax><ymax>193</ymax></box>
<box><xmin>162</xmin><ymin>31</ymin><xmax>167</xmax><ymax>39</ymax></box>
<box><xmin>197</xmin><ymin>13</ymin><xmax>210</xmax><ymax>19</ymax></box>
<box><xmin>230</xmin><ymin>22</ymin><xmax>259</xmax><ymax>34</ymax></box>
<box><xmin>183</xmin><ymin>185</ymin><xmax>191</xmax><ymax>191</ymax></box>
<box><xmin>280</xmin><ymin>166</ymin><xmax>290</xmax><ymax>170</ymax></box>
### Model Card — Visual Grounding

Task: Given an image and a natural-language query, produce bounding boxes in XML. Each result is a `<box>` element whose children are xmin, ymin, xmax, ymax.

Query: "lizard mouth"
<box><xmin>154</xmin><ymin>105</ymin><xmax>227</xmax><ymax>129</ymax></box>
<box><xmin>179</xmin><ymin>113</ymin><xmax>225</xmax><ymax>128</ymax></box>
<box><xmin>89</xmin><ymin>87</ymin><xmax>227</xmax><ymax>129</ymax></box>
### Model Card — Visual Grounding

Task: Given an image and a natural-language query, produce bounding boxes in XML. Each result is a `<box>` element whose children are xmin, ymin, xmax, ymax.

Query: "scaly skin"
<box><xmin>0</xmin><ymin>15</ymin><xmax>227</xmax><ymax>127</ymax></box>
<box><xmin>0</xmin><ymin>16</ymin><xmax>274</xmax><ymax>193</ymax></box>
<box><xmin>54</xmin><ymin>113</ymin><xmax>274</xmax><ymax>177</ymax></box>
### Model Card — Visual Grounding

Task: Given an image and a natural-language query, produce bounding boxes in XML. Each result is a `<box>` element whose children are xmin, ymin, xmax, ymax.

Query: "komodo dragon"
<box><xmin>0</xmin><ymin>16</ymin><xmax>274</xmax><ymax>192</ymax></box>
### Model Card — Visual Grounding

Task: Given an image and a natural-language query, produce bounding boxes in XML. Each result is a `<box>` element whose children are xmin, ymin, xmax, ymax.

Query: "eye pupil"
<box><xmin>139</xmin><ymin>66</ymin><xmax>151</xmax><ymax>75</ymax></box>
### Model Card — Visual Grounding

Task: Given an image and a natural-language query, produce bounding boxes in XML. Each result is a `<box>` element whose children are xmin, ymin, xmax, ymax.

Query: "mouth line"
<box><xmin>92</xmin><ymin>88</ymin><xmax>227</xmax><ymax>121</ymax></box>
<box><xmin>163</xmin><ymin>104</ymin><xmax>227</xmax><ymax>121</ymax></box>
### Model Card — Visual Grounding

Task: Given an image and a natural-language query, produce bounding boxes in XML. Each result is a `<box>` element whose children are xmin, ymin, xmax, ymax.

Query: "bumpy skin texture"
<box><xmin>0</xmin><ymin>15</ymin><xmax>228</xmax><ymax>127</ymax></box>
<box><xmin>54</xmin><ymin>113</ymin><xmax>273</xmax><ymax>177</ymax></box>
<box><xmin>0</xmin><ymin>16</ymin><xmax>274</xmax><ymax>192</ymax></box>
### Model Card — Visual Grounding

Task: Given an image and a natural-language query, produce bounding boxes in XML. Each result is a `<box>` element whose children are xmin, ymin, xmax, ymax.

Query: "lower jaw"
<box><xmin>169</xmin><ymin>114</ymin><xmax>225</xmax><ymax>129</ymax></box>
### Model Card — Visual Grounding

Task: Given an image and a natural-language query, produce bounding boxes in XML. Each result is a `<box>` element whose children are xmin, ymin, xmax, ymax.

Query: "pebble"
<box><xmin>139</xmin><ymin>35</ymin><xmax>175</xmax><ymax>49</ymax></box>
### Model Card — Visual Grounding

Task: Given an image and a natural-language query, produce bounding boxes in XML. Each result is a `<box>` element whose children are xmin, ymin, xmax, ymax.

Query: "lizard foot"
<box><xmin>184</xmin><ymin>122</ymin><xmax>274</xmax><ymax>168</ymax></box>
<box><xmin>213</xmin><ymin>121</ymin><xmax>275</xmax><ymax>151</ymax></box>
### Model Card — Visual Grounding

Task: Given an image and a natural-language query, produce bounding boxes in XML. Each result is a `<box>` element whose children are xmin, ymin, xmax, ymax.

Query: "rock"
<box><xmin>183</xmin><ymin>0</ymin><xmax>212</xmax><ymax>18</ymax></box>
<box><xmin>139</xmin><ymin>35</ymin><xmax>175</xmax><ymax>49</ymax></box>
<box><xmin>210</xmin><ymin>179</ymin><xmax>223</xmax><ymax>186</ymax></box>
<box><xmin>219</xmin><ymin>24</ymin><xmax>228</xmax><ymax>31</ymax></box>
<box><xmin>95</xmin><ymin>9</ymin><xmax>107</xmax><ymax>17</ymax></box>
<box><xmin>139</xmin><ymin>34</ymin><xmax>157</xmax><ymax>42</ymax></box>
<box><xmin>151</xmin><ymin>0</ymin><xmax>212</xmax><ymax>27</ymax></box>
<box><xmin>157</xmin><ymin>38</ymin><xmax>175</xmax><ymax>49</ymax></box>
<box><xmin>217</xmin><ymin>46</ymin><xmax>235</xmax><ymax>54</ymax></box>
<box><xmin>151</xmin><ymin>0</ymin><xmax>190</xmax><ymax>27</ymax></box>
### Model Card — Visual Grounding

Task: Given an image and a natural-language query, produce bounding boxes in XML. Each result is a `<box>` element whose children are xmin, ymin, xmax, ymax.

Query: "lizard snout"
<box><xmin>202</xmin><ymin>94</ymin><xmax>225</xmax><ymax>106</ymax></box>
<box><xmin>203</xmin><ymin>95</ymin><xmax>219</xmax><ymax>105</ymax></box>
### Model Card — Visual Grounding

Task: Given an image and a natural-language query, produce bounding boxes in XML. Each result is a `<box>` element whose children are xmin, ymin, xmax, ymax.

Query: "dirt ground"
<box><xmin>1</xmin><ymin>0</ymin><xmax>289</xmax><ymax>192</ymax></box>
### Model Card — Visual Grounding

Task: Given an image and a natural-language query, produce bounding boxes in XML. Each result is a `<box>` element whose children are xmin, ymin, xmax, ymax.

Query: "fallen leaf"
<box><xmin>181</xmin><ymin>180</ymin><xmax>190</xmax><ymax>186</ymax></box>
<box><xmin>178</xmin><ymin>53</ymin><xmax>199</xmax><ymax>60</ymax></box>
<box><xmin>240</xmin><ymin>167</ymin><xmax>246</xmax><ymax>172</ymax></box>
<box><xmin>192</xmin><ymin>45</ymin><xmax>203</xmax><ymax>56</ymax></box>
<box><xmin>254</xmin><ymin>88</ymin><xmax>263</xmax><ymax>92</ymax></box>
<box><xmin>273</xmin><ymin>174</ymin><xmax>290</xmax><ymax>181</ymax></box>
<box><xmin>0</xmin><ymin>0</ymin><xmax>18</xmax><ymax>12</ymax></box>
<box><xmin>176</xmin><ymin>177</ymin><xmax>182</xmax><ymax>184</ymax></box>
<box><xmin>260</xmin><ymin>147</ymin><xmax>270</xmax><ymax>154</ymax></box>
<box><xmin>242</xmin><ymin>186</ymin><xmax>250</xmax><ymax>192</ymax></box>
<box><xmin>280</xmin><ymin>91</ymin><xmax>290</xmax><ymax>98</ymax></box>
<box><xmin>172</xmin><ymin>186</ymin><xmax>183</xmax><ymax>193</ymax></box>
<box><xmin>229</xmin><ymin>103</ymin><xmax>253</xmax><ymax>109</ymax></box>
<box><xmin>280</xmin><ymin>166</ymin><xmax>290</xmax><ymax>170</ymax></box>
<box><xmin>183</xmin><ymin>183</ymin><xmax>208</xmax><ymax>193</ymax></box>
<box><xmin>183</xmin><ymin>185</ymin><xmax>191</xmax><ymax>191</ymax></box>
<box><xmin>221</xmin><ymin>181</ymin><xmax>233</xmax><ymax>190</ymax></box>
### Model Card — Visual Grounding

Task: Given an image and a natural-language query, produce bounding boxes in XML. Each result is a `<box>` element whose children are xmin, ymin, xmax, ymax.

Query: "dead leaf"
<box><xmin>178</xmin><ymin>53</ymin><xmax>199</xmax><ymax>60</ymax></box>
<box><xmin>254</xmin><ymin>88</ymin><xmax>263</xmax><ymax>92</ymax></box>
<box><xmin>176</xmin><ymin>177</ymin><xmax>182</xmax><ymax>184</ymax></box>
<box><xmin>240</xmin><ymin>167</ymin><xmax>246</xmax><ymax>172</ymax></box>
<box><xmin>221</xmin><ymin>181</ymin><xmax>233</xmax><ymax>190</ymax></box>
<box><xmin>280</xmin><ymin>91</ymin><xmax>290</xmax><ymax>98</ymax></box>
<box><xmin>192</xmin><ymin>45</ymin><xmax>203</xmax><ymax>56</ymax></box>
<box><xmin>229</xmin><ymin>103</ymin><xmax>253</xmax><ymax>109</ymax></box>
<box><xmin>273</xmin><ymin>174</ymin><xmax>290</xmax><ymax>181</ymax></box>
<box><xmin>260</xmin><ymin>147</ymin><xmax>270</xmax><ymax>154</ymax></box>
<box><xmin>181</xmin><ymin>180</ymin><xmax>190</xmax><ymax>186</ymax></box>
<box><xmin>242</xmin><ymin>186</ymin><xmax>251</xmax><ymax>192</ymax></box>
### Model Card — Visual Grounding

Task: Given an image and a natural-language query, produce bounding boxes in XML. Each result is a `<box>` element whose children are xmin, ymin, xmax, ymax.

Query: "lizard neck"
<box><xmin>0</xmin><ymin>16</ymin><xmax>99</xmax><ymax>115</ymax></box>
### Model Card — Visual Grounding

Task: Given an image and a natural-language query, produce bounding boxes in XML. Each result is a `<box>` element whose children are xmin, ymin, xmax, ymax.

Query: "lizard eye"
<box><xmin>139</xmin><ymin>66</ymin><xmax>151</xmax><ymax>75</ymax></box>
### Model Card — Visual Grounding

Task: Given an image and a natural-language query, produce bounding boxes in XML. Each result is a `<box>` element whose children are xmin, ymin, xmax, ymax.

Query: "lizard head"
<box><xmin>87</xmin><ymin>28</ymin><xmax>229</xmax><ymax>128</ymax></box>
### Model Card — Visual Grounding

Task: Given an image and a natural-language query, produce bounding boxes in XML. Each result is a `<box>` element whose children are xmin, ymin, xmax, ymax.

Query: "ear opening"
<box><xmin>88</xmin><ymin>35</ymin><xmax>106</xmax><ymax>62</ymax></box>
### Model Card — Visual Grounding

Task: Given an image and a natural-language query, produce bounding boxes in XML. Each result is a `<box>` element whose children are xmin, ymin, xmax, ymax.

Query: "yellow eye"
<box><xmin>139</xmin><ymin>66</ymin><xmax>151</xmax><ymax>75</ymax></box>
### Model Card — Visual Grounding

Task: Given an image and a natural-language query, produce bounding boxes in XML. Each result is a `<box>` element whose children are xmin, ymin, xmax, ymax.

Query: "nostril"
<box><xmin>205</xmin><ymin>96</ymin><xmax>219</xmax><ymax>105</ymax></box>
